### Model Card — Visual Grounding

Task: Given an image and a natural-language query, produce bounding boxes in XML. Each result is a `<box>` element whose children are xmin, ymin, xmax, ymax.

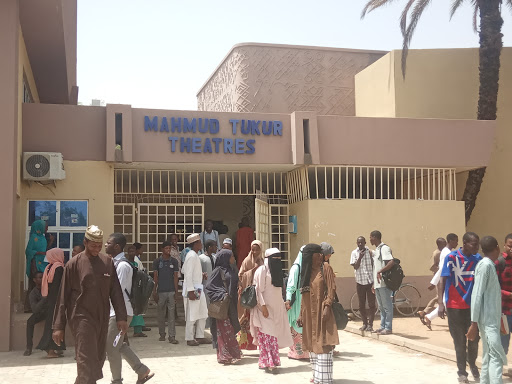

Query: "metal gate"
<box><xmin>255</xmin><ymin>193</ymin><xmax>270</xmax><ymax>252</ymax></box>
<box><xmin>114</xmin><ymin>203</ymin><xmax>136</xmax><ymax>245</ymax></box>
<box><xmin>137</xmin><ymin>203</ymin><xmax>204</xmax><ymax>271</ymax></box>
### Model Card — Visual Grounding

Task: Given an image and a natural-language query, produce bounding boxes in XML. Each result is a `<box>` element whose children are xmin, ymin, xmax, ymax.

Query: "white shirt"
<box><xmin>134</xmin><ymin>255</ymin><xmax>145</xmax><ymax>272</ymax></box>
<box><xmin>430</xmin><ymin>247</ymin><xmax>451</xmax><ymax>286</ymax></box>
<box><xmin>373</xmin><ymin>243</ymin><xmax>393</xmax><ymax>289</ymax></box>
<box><xmin>182</xmin><ymin>250</ymin><xmax>208</xmax><ymax>322</ymax></box>
<box><xmin>109</xmin><ymin>252</ymin><xmax>133</xmax><ymax>317</ymax></box>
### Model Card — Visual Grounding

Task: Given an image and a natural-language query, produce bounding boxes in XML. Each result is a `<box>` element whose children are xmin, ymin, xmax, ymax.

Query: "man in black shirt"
<box><xmin>153</xmin><ymin>241</ymin><xmax>179</xmax><ymax>344</ymax></box>
<box><xmin>24</xmin><ymin>271</ymin><xmax>47</xmax><ymax>356</ymax></box>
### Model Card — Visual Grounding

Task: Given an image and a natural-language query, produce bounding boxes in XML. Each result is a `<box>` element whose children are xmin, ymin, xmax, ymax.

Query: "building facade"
<box><xmin>0</xmin><ymin>1</ymin><xmax>499</xmax><ymax>352</ymax></box>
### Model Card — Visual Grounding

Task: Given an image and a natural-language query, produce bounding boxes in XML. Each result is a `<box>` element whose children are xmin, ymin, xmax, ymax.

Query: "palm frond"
<box><xmin>401</xmin><ymin>0</ymin><xmax>432</xmax><ymax>76</ymax></box>
<box><xmin>361</xmin><ymin>0</ymin><xmax>399</xmax><ymax>19</ymax></box>
<box><xmin>400</xmin><ymin>0</ymin><xmax>416</xmax><ymax>37</ymax></box>
<box><xmin>449</xmin><ymin>0</ymin><xmax>465</xmax><ymax>20</ymax></box>
<box><xmin>472</xmin><ymin>2</ymin><xmax>479</xmax><ymax>32</ymax></box>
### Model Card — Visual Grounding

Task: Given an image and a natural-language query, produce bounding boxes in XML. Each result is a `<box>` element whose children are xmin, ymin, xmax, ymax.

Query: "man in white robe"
<box><xmin>182</xmin><ymin>233</ymin><xmax>210</xmax><ymax>346</ymax></box>
<box><xmin>467</xmin><ymin>236</ymin><xmax>507</xmax><ymax>384</ymax></box>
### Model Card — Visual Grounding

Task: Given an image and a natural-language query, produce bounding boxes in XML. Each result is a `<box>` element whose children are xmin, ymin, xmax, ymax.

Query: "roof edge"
<box><xmin>196</xmin><ymin>42</ymin><xmax>389</xmax><ymax>97</ymax></box>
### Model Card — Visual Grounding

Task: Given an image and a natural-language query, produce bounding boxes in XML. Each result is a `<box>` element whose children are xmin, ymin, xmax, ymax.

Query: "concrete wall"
<box><xmin>356</xmin><ymin>48</ymin><xmax>512</xmax><ymax>243</ymax></box>
<box><xmin>355</xmin><ymin>53</ymin><xmax>396</xmax><ymax>118</ymax></box>
<box><xmin>289</xmin><ymin>199</ymin><xmax>465</xmax><ymax>307</ymax></box>
<box><xmin>198</xmin><ymin>43</ymin><xmax>386</xmax><ymax>115</ymax></box>
<box><xmin>15</xmin><ymin>161</ymin><xmax>115</xmax><ymax>300</ymax></box>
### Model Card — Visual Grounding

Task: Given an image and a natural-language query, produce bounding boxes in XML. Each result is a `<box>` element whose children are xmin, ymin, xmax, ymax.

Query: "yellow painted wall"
<box><xmin>302</xmin><ymin>199</ymin><xmax>465</xmax><ymax>278</ymax></box>
<box><xmin>14</xmin><ymin>161</ymin><xmax>114</xmax><ymax>300</ymax></box>
<box><xmin>356</xmin><ymin>47</ymin><xmax>512</xmax><ymax>244</ymax></box>
<box><xmin>355</xmin><ymin>52</ymin><xmax>396</xmax><ymax>118</ymax></box>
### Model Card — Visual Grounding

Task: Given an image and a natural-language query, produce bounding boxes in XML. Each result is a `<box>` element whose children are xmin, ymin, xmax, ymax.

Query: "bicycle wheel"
<box><xmin>350</xmin><ymin>292</ymin><xmax>362</xmax><ymax>319</ymax></box>
<box><xmin>350</xmin><ymin>291</ymin><xmax>379</xmax><ymax>319</ymax></box>
<box><xmin>394</xmin><ymin>284</ymin><xmax>421</xmax><ymax>316</ymax></box>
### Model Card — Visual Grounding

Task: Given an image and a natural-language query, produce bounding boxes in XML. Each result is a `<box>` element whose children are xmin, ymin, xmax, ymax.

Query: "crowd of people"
<box><xmin>22</xmin><ymin>216</ymin><xmax>512</xmax><ymax>384</ymax></box>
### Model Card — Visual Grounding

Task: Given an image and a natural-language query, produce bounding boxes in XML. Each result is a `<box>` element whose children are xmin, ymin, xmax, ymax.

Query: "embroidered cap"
<box><xmin>85</xmin><ymin>225</ymin><xmax>104</xmax><ymax>243</ymax></box>
<box><xmin>223</xmin><ymin>238</ymin><xmax>232</xmax><ymax>245</ymax></box>
<box><xmin>186</xmin><ymin>233</ymin><xmax>201</xmax><ymax>244</ymax></box>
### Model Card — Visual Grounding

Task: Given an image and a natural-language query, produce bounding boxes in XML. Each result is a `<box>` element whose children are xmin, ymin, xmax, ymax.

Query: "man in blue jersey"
<box><xmin>438</xmin><ymin>232</ymin><xmax>482</xmax><ymax>384</ymax></box>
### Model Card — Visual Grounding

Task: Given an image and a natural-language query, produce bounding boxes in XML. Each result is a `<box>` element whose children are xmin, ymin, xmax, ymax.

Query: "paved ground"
<box><xmin>2</xmin><ymin>325</ymin><xmax>510</xmax><ymax>384</ymax></box>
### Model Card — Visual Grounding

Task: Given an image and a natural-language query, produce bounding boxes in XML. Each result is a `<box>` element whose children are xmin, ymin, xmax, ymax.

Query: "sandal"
<box><xmin>136</xmin><ymin>372</ymin><xmax>154</xmax><ymax>384</ymax></box>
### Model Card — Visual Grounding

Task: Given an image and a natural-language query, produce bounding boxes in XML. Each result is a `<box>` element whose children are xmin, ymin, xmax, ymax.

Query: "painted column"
<box><xmin>0</xmin><ymin>0</ymin><xmax>19</xmax><ymax>351</ymax></box>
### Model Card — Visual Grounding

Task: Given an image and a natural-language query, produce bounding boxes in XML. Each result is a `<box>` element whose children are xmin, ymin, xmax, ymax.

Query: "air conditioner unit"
<box><xmin>23</xmin><ymin>152</ymin><xmax>66</xmax><ymax>181</ymax></box>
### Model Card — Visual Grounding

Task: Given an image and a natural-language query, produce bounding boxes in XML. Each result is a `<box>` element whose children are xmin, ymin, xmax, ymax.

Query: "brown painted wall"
<box><xmin>0</xmin><ymin>0</ymin><xmax>19</xmax><ymax>352</ymax></box>
<box><xmin>22</xmin><ymin>103</ymin><xmax>106</xmax><ymax>161</ymax></box>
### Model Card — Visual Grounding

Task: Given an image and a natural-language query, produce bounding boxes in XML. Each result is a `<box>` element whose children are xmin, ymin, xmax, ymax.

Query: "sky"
<box><xmin>77</xmin><ymin>0</ymin><xmax>512</xmax><ymax>110</ymax></box>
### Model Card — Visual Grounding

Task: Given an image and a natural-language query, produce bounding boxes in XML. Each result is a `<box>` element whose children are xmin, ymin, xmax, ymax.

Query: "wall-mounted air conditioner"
<box><xmin>23</xmin><ymin>152</ymin><xmax>66</xmax><ymax>181</ymax></box>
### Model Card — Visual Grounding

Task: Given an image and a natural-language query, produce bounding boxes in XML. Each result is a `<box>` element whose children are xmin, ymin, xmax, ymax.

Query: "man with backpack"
<box><xmin>105</xmin><ymin>233</ymin><xmax>154</xmax><ymax>384</ymax></box>
<box><xmin>370</xmin><ymin>230</ymin><xmax>395</xmax><ymax>335</ymax></box>
<box><xmin>496</xmin><ymin>233</ymin><xmax>512</xmax><ymax>354</ymax></box>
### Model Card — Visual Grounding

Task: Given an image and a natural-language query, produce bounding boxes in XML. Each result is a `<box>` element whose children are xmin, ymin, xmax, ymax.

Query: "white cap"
<box><xmin>265</xmin><ymin>248</ymin><xmax>280</xmax><ymax>257</ymax></box>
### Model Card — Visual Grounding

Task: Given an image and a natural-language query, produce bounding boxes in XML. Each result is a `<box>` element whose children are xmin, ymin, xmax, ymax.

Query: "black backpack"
<box><xmin>114</xmin><ymin>257</ymin><xmax>155</xmax><ymax>316</ymax></box>
<box><xmin>497</xmin><ymin>254</ymin><xmax>506</xmax><ymax>284</ymax></box>
<box><xmin>379</xmin><ymin>245</ymin><xmax>405</xmax><ymax>291</ymax></box>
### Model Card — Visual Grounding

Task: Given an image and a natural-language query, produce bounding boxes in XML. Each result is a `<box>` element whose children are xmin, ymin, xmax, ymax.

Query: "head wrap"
<box><xmin>25</xmin><ymin>220</ymin><xmax>48</xmax><ymax>278</ymax></box>
<box><xmin>265</xmin><ymin>248</ymin><xmax>283</xmax><ymax>288</ymax></box>
<box><xmin>320</xmin><ymin>242</ymin><xmax>335</xmax><ymax>257</ymax></box>
<box><xmin>41</xmin><ymin>248</ymin><xmax>65</xmax><ymax>297</ymax></box>
<box><xmin>205</xmin><ymin>249</ymin><xmax>238</xmax><ymax>302</ymax></box>
<box><xmin>300</xmin><ymin>243</ymin><xmax>323</xmax><ymax>292</ymax></box>
<box><xmin>85</xmin><ymin>225</ymin><xmax>103</xmax><ymax>243</ymax></box>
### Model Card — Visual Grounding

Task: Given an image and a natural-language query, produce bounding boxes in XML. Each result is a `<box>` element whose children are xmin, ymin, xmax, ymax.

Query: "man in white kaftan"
<box><xmin>468</xmin><ymin>236</ymin><xmax>507</xmax><ymax>384</ymax></box>
<box><xmin>182</xmin><ymin>234</ymin><xmax>210</xmax><ymax>346</ymax></box>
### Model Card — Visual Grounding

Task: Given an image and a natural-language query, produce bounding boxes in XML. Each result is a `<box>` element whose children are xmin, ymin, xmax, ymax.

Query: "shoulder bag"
<box><xmin>208</xmin><ymin>270</ymin><xmax>230</xmax><ymax>320</ymax></box>
<box><xmin>321</xmin><ymin>263</ymin><xmax>348</xmax><ymax>330</ymax></box>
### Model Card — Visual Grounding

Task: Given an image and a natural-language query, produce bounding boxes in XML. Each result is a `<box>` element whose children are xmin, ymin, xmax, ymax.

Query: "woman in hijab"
<box><xmin>37</xmin><ymin>247</ymin><xmax>66</xmax><ymax>357</ymax></box>
<box><xmin>285</xmin><ymin>246</ymin><xmax>309</xmax><ymax>360</ymax></box>
<box><xmin>205</xmin><ymin>249</ymin><xmax>241</xmax><ymax>364</ymax></box>
<box><xmin>298</xmin><ymin>244</ymin><xmax>339</xmax><ymax>384</ymax></box>
<box><xmin>236</xmin><ymin>239</ymin><xmax>264</xmax><ymax>350</ymax></box>
<box><xmin>25</xmin><ymin>220</ymin><xmax>48</xmax><ymax>279</ymax></box>
<box><xmin>250</xmin><ymin>248</ymin><xmax>293</xmax><ymax>374</ymax></box>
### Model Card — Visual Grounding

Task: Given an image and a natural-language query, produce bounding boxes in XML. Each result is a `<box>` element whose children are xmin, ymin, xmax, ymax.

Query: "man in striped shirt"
<box><xmin>350</xmin><ymin>236</ymin><xmax>375</xmax><ymax>332</ymax></box>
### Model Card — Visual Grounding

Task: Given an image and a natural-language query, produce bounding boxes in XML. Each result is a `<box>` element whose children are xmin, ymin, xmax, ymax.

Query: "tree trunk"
<box><xmin>461</xmin><ymin>0</ymin><xmax>503</xmax><ymax>224</ymax></box>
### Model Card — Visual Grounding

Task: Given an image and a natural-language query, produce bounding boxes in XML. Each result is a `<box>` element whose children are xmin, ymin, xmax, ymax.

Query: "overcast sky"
<box><xmin>77</xmin><ymin>0</ymin><xmax>512</xmax><ymax>110</ymax></box>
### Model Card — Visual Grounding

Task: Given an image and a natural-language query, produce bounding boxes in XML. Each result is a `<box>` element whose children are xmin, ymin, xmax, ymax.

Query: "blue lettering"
<box><xmin>209</xmin><ymin>119</ymin><xmax>219</xmax><ymax>134</ymax></box>
<box><xmin>144</xmin><ymin>116</ymin><xmax>158</xmax><ymax>132</ymax></box>
<box><xmin>262</xmin><ymin>121</ymin><xmax>272</xmax><ymax>135</ymax></box>
<box><xmin>180</xmin><ymin>137</ymin><xmax>191</xmax><ymax>152</ymax></box>
<box><xmin>235</xmin><ymin>139</ymin><xmax>245</xmax><ymax>154</ymax></box>
<box><xmin>171</xmin><ymin>117</ymin><xmax>181</xmax><ymax>133</ymax></box>
<box><xmin>183</xmin><ymin>118</ymin><xmax>196</xmax><ymax>133</ymax></box>
<box><xmin>212</xmin><ymin>138</ymin><xmax>222</xmax><ymax>153</ymax></box>
<box><xmin>241</xmin><ymin>120</ymin><xmax>250</xmax><ymax>135</ymax></box>
<box><xmin>250</xmin><ymin>120</ymin><xmax>261</xmax><ymax>135</ymax></box>
<box><xmin>168</xmin><ymin>137</ymin><xmax>179</xmax><ymax>152</ymax></box>
<box><xmin>230</xmin><ymin>119</ymin><xmax>240</xmax><ymax>135</ymax></box>
<box><xmin>273</xmin><ymin>121</ymin><xmax>283</xmax><ymax>136</ymax></box>
<box><xmin>160</xmin><ymin>117</ymin><xmax>169</xmax><ymax>132</ymax></box>
<box><xmin>246</xmin><ymin>139</ymin><xmax>255</xmax><ymax>154</ymax></box>
<box><xmin>224</xmin><ymin>139</ymin><xmax>233</xmax><ymax>154</ymax></box>
<box><xmin>192</xmin><ymin>138</ymin><xmax>202</xmax><ymax>153</ymax></box>
<box><xmin>203</xmin><ymin>138</ymin><xmax>213</xmax><ymax>153</ymax></box>
<box><xmin>198</xmin><ymin>118</ymin><xmax>208</xmax><ymax>133</ymax></box>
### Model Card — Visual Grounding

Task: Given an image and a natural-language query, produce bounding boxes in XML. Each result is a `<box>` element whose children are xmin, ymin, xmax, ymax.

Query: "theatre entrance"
<box><xmin>113</xmin><ymin>168</ymin><xmax>291</xmax><ymax>272</ymax></box>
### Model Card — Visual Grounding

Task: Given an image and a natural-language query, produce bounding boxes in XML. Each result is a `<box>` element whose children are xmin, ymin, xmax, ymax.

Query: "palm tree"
<box><xmin>362</xmin><ymin>0</ymin><xmax>508</xmax><ymax>224</ymax></box>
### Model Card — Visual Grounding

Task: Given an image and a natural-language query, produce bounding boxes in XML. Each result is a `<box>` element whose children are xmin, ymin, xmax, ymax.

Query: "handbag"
<box><xmin>320</xmin><ymin>264</ymin><xmax>349</xmax><ymax>330</ymax></box>
<box><xmin>207</xmin><ymin>270</ymin><xmax>230</xmax><ymax>320</ymax></box>
<box><xmin>240</xmin><ymin>285</ymin><xmax>257</xmax><ymax>308</ymax></box>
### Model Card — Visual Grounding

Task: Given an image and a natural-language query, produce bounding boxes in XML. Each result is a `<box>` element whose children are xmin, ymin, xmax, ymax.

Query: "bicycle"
<box><xmin>350</xmin><ymin>283</ymin><xmax>421</xmax><ymax>318</ymax></box>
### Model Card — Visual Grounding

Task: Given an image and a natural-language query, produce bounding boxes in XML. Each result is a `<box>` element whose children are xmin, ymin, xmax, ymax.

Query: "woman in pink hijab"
<box><xmin>36</xmin><ymin>247</ymin><xmax>66</xmax><ymax>357</ymax></box>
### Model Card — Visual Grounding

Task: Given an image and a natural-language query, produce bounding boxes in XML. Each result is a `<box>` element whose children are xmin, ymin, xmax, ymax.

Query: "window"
<box><xmin>27</xmin><ymin>200</ymin><xmax>88</xmax><ymax>261</ymax></box>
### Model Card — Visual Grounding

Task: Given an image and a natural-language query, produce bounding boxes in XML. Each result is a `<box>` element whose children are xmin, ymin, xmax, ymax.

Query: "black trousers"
<box><xmin>356</xmin><ymin>283</ymin><xmax>376</xmax><ymax>327</ymax></box>
<box><xmin>446</xmin><ymin>307</ymin><xmax>479</xmax><ymax>377</ymax></box>
<box><xmin>26</xmin><ymin>310</ymin><xmax>47</xmax><ymax>348</ymax></box>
